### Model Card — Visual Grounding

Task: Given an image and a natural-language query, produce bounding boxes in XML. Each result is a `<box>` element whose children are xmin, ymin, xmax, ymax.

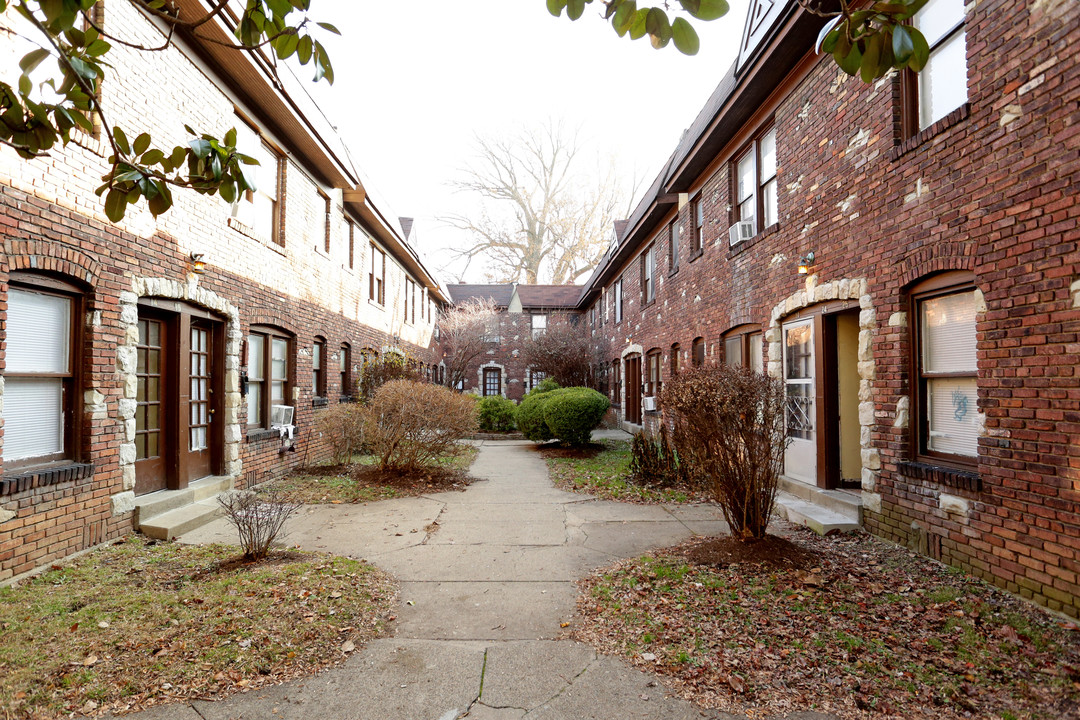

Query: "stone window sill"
<box><xmin>898</xmin><ymin>460</ymin><xmax>981</xmax><ymax>493</ymax></box>
<box><xmin>246</xmin><ymin>428</ymin><xmax>282</xmax><ymax>443</ymax></box>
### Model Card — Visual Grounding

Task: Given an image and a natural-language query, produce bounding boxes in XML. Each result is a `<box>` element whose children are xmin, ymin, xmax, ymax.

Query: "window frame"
<box><xmin>692</xmin><ymin>337</ymin><xmax>705</xmax><ymax>367</ymax></box>
<box><xmin>232</xmin><ymin>120</ymin><xmax>283</xmax><ymax>246</ymax></box>
<box><xmin>319</xmin><ymin>190</ymin><xmax>331</xmax><ymax>254</ymax></box>
<box><xmin>722</xmin><ymin>325</ymin><xmax>764</xmax><ymax>372</ymax></box>
<box><xmin>614</xmin><ymin>278</ymin><xmax>624</xmax><ymax>324</ymax></box>
<box><xmin>482</xmin><ymin>367</ymin><xmax>502</xmax><ymax>397</ymax></box>
<box><xmin>690</xmin><ymin>198</ymin><xmax>704</xmax><ymax>255</ymax></box>
<box><xmin>246</xmin><ymin>325</ymin><xmax>293</xmax><ymax>429</ymax></box>
<box><xmin>641</xmin><ymin>244</ymin><xmax>656</xmax><ymax>305</ymax></box>
<box><xmin>902</xmin><ymin>0</ymin><xmax>968</xmax><ymax>136</ymax></box>
<box><xmin>405</xmin><ymin>277</ymin><xmax>415</xmax><ymax>324</ymax></box>
<box><xmin>339</xmin><ymin>342</ymin><xmax>352</xmax><ymax>398</ymax></box>
<box><xmin>668</xmin><ymin>219</ymin><xmax>680</xmax><ymax>273</ymax></box>
<box><xmin>732</xmin><ymin>125</ymin><xmax>778</xmax><ymax>237</ymax></box>
<box><xmin>611</xmin><ymin>359</ymin><xmax>622</xmax><ymax>406</ymax></box>
<box><xmin>645</xmin><ymin>348</ymin><xmax>662</xmax><ymax>398</ymax></box>
<box><xmin>369</xmin><ymin>243</ymin><xmax>385</xmax><ymax>305</ymax></box>
<box><xmin>670</xmin><ymin>343</ymin><xmax>680</xmax><ymax>377</ymax></box>
<box><xmin>531</xmin><ymin>312</ymin><xmax>548</xmax><ymax>338</ymax></box>
<box><xmin>346</xmin><ymin>219</ymin><xmax>356</xmax><ymax>270</ymax></box>
<box><xmin>312</xmin><ymin>336</ymin><xmax>326</xmax><ymax>398</ymax></box>
<box><xmin>4</xmin><ymin>274</ymin><xmax>83</xmax><ymax>468</ymax></box>
<box><xmin>910</xmin><ymin>271</ymin><xmax>979</xmax><ymax>469</ymax></box>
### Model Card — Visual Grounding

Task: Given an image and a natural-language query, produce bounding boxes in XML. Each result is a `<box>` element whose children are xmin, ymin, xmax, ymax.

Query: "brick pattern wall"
<box><xmin>0</xmin><ymin>2</ymin><xmax>438</xmax><ymax>581</ymax></box>
<box><xmin>581</xmin><ymin>0</ymin><xmax>1079</xmax><ymax>615</ymax></box>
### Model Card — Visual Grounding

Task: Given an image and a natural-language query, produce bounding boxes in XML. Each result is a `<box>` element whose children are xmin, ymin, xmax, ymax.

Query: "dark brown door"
<box><xmin>135</xmin><ymin>317</ymin><xmax>168</xmax><ymax>495</ymax></box>
<box><xmin>625</xmin><ymin>355</ymin><xmax>642</xmax><ymax>425</ymax></box>
<box><xmin>185</xmin><ymin>321</ymin><xmax>214</xmax><ymax>481</ymax></box>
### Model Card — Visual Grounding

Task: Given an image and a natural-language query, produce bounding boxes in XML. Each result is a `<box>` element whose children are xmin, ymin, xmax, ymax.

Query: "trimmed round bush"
<box><xmin>531</xmin><ymin>377</ymin><xmax>560</xmax><ymax>395</ymax></box>
<box><xmin>542</xmin><ymin>387</ymin><xmax>610</xmax><ymax>446</ymax></box>
<box><xmin>516</xmin><ymin>389</ymin><xmax>556</xmax><ymax>442</ymax></box>
<box><xmin>476</xmin><ymin>395</ymin><xmax>517</xmax><ymax>432</ymax></box>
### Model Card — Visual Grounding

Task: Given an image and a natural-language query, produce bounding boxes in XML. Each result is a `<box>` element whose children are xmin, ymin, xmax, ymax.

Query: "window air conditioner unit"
<box><xmin>270</xmin><ymin>404</ymin><xmax>294</xmax><ymax>428</ymax></box>
<box><xmin>642</xmin><ymin>396</ymin><xmax>658</xmax><ymax>412</ymax></box>
<box><xmin>728</xmin><ymin>219</ymin><xmax>756</xmax><ymax>246</ymax></box>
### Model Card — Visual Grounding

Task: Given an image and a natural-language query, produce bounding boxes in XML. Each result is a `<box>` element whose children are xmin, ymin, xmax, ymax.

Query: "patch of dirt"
<box><xmin>355</xmin><ymin>465</ymin><xmax>473</xmax><ymax>491</ymax></box>
<box><xmin>533</xmin><ymin>442</ymin><xmax>607</xmax><ymax>459</ymax></box>
<box><xmin>683</xmin><ymin>534</ymin><xmax>818</xmax><ymax>571</ymax></box>
<box><xmin>200</xmin><ymin>549</ymin><xmax>310</xmax><ymax>575</ymax></box>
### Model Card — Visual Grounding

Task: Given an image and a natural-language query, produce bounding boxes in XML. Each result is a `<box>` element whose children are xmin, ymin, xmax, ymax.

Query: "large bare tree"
<box><xmin>444</xmin><ymin>122</ymin><xmax>633</xmax><ymax>284</ymax></box>
<box><xmin>521</xmin><ymin>315</ymin><xmax>612</xmax><ymax>389</ymax></box>
<box><xmin>437</xmin><ymin>297</ymin><xmax>500</xmax><ymax>392</ymax></box>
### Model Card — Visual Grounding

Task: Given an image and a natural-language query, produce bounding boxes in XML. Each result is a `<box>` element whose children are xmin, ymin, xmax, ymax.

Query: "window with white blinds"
<box><xmin>5</xmin><ymin>286</ymin><xmax>74</xmax><ymax>462</ymax></box>
<box><xmin>918</xmin><ymin>287</ymin><xmax>978</xmax><ymax>458</ymax></box>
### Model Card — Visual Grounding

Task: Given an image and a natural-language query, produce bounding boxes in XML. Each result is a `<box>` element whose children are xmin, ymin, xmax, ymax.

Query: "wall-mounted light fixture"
<box><xmin>797</xmin><ymin>251</ymin><xmax>815</xmax><ymax>275</ymax></box>
<box><xmin>190</xmin><ymin>252</ymin><xmax>206</xmax><ymax>275</ymax></box>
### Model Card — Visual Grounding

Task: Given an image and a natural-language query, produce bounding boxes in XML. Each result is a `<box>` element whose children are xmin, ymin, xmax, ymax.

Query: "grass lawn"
<box><xmin>574</xmin><ymin>528</ymin><xmax>1080</xmax><ymax>720</ymax></box>
<box><xmin>0</xmin><ymin>536</ymin><xmax>395</xmax><ymax>719</ymax></box>
<box><xmin>267</xmin><ymin>444</ymin><xmax>479</xmax><ymax>504</ymax></box>
<box><xmin>539</xmin><ymin>439</ymin><xmax>704</xmax><ymax>504</ymax></box>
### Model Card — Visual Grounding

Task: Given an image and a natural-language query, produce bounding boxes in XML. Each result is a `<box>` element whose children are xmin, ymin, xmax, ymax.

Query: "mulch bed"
<box><xmin>532</xmin><ymin>442</ymin><xmax>608</xmax><ymax>459</ymax></box>
<box><xmin>574</xmin><ymin>527</ymin><xmax>1080</xmax><ymax>720</ymax></box>
<box><xmin>268</xmin><ymin>463</ymin><xmax>474</xmax><ymax>504</ymax></box>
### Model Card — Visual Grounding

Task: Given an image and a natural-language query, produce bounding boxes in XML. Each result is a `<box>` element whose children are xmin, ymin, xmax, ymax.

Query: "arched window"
<box><xmin>312</xmin><ymin>336</ymin><xmax>327</xmax><ymax>398</ymax></box>
<box><xmin>692</xmin><ymin>337</ymin><xmax>705</xmax><ymax>367</ymax></box>
<box><xmin>722</xmin><ymin>325</ymin><xmax>763</xmax><ymax>373</ymax></box>
<box><xmin>339</xmin><ymin>342</ymin><xmax>352</xmax><ymax>398</ymax></box>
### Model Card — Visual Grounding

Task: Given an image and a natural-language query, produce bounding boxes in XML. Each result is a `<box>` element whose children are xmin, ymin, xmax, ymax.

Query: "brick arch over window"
<box><xmin>767</xmin><ymin>276</ymin><xmax>883</xmax><ymax>508</ymax></box>
<box><xmin>3</xmin><ymin>239</ymin><xmax>101</xmax><ymax>287</ymax></box>
<box><xmin>897</xmin><ymin>243</ymin><xmax>975</xmax><ymax>290</ymax></box>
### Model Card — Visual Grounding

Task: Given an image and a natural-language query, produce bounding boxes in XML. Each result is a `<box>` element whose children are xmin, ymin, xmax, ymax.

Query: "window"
<box><xmin>669</xmin><ymin>220</ymin><xmax>680</xmax><ymax>271</ymax></box>
<box><xmin>723</xmin><ymin>327</ymin><xmax>764</xmax><ymax>373</ymax></box>
<box><xmin>913</xmin><ymin>274</ymin><xmax>978</xmax><ymax>462</ymax></box>
<box><xmin>909</xmin><ymin>0</ymin><xmax>967</xmax><ymax>132</ymax></box>
<box><xmin>247</xmin><ymin>327</ymin><xmax>292</xmax><ymax>428</ymax></box>
<box><xmin>532</xmin><ymin>313</ymin><xmax>547</xmax><ymax>338</ymax></box>
<box><xmin>319</xmin><ymin>190</ymin><xmax>331</xmax><ymax>253</ymax></box>
<box><xmin>369</xmin><ymin>244</ymin><xmax>385</xmax><ymax>304</ymax></box>
<box><xmin>339</xmin><ymin>343</ymin><xmax>351</xmax><ymax>397</ymax></box>
<box><xmin>691</xmin><ymin>198</ymin><xmax>704</xmax><ymax>254</ymax></box>
<box><xmin>692</xmin><ymin>337</ymin><xmax>705</xmax><ymax>367</ymax></box>
<box><xmin>347</xmin><ymin>220</ymin><xmax>356</xmax><ymax>269</ymax></box>
<box><xmin>614</xmin><ymin>278</ymin><xmax>623</xmax><ymax>323</ymax></box>
<box><xmin>483</xmin><ymin>368</ymin><xmax>501</xmax><ymax>397</ymax></box>
<box><xmin>611</xmin><ymin>359</ymin><xmax>621</xmax><ymax>405</ymax></box>
<box><xmin>4</xmin><ymin>278</ymin><xmax>80</xmax><ymax>466</ymax></box>
<box><xmin>483</xmin><ymin>316</ymin><xmax>500</xmax><ymax>343</ymax></box>
<box><xmin>641</xmin><ymin>245</ymin><xmax>656</xmax><ymax>305</ymax></box>
<box><xmin>670</xmin><ymin>343</ymin><xmax>680</xmax><ymax>376</ymax></box>
<box><xmin>734</xmin><ymin>127</ymin><xmax>778</xmax><ymax>236</ymax></box>
<box><xmin>312</xmin><ymin>337</ymin><xmax>326</xmax><ymax>397</ymax></box>
<box><xmin>528</xmin><ymin>368</ymin><xmax>547</xmax><ymax>391</ymax></box>
<box><xmin>233</xmin><ymin>121</ymin><xmax>282</xmax><ymax>245</ymax></box>
<box><xmin>645</xmin><ymin>349</ymin><xmax>662</xmax><ymax>397</ymax></box>
<box><xmin>405</xmin><ymin>278</ymin><xmax>415</xmax><ymax>324</ymax></box>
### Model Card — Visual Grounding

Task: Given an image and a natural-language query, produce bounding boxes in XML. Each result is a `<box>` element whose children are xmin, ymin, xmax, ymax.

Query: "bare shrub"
<box><xmin>438</xmin><ymin>297</ymin><xmax>499</xmax><ymax>391</ymax></box>
<box><xmin>361</xmin><ymin>380</ymin><xmax>477</xmax><ymax>471</ymax></box>
<box><xmin>314</xmin><ymin>402</ymin><xmax>366</xmax><ymax>464</ymax></box>
<box><xmin>218</xmin><ymin>488</ymin><xmax>300</xmax><ymax>560</ymax></box>
<box><xmin>629</xmin><ymin>424</ymin><xmax>693</xmax><ymax>489</ymax></box>
<box><xmin>357</xmin><ymin>351</ymin><xmax>422</xmax><ymax>404</ymax></box>
<box><xmin>661</xmin><ymin>365</ymin><xmax>789</xmax><ymax>540</ymax></box>
<box><xmin>521</xmin><ymin>316</ymin><xmax>611</xmax><ymax>389</ymax></box>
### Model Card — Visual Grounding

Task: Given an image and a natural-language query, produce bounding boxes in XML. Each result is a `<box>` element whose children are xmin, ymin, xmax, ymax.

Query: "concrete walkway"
<box><xmin>135</xmin><ymin>440</ymin><xmax>831</xmax><ymax>720</ymax></box>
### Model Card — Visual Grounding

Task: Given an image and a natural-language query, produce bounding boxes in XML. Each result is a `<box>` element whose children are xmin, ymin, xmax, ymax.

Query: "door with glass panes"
<box><xmin>134</xmin><ymin>305</ymin><xmax>222</xmax><ymax>495</ymax></box>
<box><xmin>783</xmin><ymin>318</ymin><xmax>816</xmax><ymax>484</ymax></box>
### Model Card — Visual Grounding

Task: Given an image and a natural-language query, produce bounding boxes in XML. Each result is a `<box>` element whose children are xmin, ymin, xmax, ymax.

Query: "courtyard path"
<box><xmin>137</xmin><ymin>440</ymin><xmax>829</xmax><ymax>720</ymax></box>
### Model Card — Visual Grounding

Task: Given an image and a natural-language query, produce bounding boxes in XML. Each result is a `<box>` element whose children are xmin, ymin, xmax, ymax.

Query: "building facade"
<box><xmin>0</xmin><ymin>1</ymin><xmax>445</xmax><ymax>580</ymax></box>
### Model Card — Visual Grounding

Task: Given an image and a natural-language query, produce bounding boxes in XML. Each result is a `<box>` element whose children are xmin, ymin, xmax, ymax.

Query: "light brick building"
<box><xmin>0</xmin><ymin>1</ymin><xmax>445</xmax><ymax>579</ymax></box>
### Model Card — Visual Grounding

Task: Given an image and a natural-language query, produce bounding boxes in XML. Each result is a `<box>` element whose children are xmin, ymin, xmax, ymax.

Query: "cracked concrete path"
<box><xmin>140</xmin><ymin>440</ymin><xmax>823</xmax><ymax>720</ymax></box>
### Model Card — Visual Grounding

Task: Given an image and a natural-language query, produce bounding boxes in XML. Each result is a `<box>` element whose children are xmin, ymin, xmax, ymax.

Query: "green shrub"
<box><xmin>542</xmin><ymin>387</ymin><xmax>610</xmax><ymax>445</ymax></box>
<box><xmin>516</xmin><ymin>389</ymin><xmax>556</xmax><ymax>442</ymax></box>
<box><xmin>476</xmin><ymin>395</ymin><xmax>517</xmax><ymax>432</ymax></box>
<box><xmin>531</xmin><ymin>377</ymin><xmax>560</xmax><ymax>395</ymax></box>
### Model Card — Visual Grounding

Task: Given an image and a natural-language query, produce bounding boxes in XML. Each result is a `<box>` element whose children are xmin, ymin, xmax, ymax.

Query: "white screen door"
<box><xmin>783</xmin><ymin>319</ymin><xmax>816</xmax><ymax>484</ymax></box>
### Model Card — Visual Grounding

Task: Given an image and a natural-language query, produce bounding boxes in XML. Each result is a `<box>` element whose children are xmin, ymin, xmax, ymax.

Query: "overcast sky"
<box><xmin>311</xmin><ymin>1</ymin><xmax>750</xmax><ymax>284</ymax></box>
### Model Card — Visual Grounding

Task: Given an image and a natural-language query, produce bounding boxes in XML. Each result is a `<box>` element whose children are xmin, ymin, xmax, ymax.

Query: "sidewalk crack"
<box><xmin>421</xmin><ymin>502</ymin><xmax>448</xmax><ymax>545</ymax></box>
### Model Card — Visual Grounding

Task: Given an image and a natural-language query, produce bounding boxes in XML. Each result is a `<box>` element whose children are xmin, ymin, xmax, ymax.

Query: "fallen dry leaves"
<box><xmin>0</xmin><ymin>536</ymin><xmax>396</xmax><ymax>719</ymax></box>
<box><xmin>574</xmin><ymin>527</ymin><xmax>1080</xmax><ymax>720</ymax></box>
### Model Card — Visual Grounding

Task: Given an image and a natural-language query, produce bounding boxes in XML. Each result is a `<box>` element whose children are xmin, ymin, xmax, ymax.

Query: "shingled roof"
<box><xmin>516</xmin><ymin>284</ymin><xmax>583</xmax><ymax>309</ymax></box>
<box><xmin>446</xmin><ymin>284</ymin><xmax>516</xmax><ymax>307</ymax></box>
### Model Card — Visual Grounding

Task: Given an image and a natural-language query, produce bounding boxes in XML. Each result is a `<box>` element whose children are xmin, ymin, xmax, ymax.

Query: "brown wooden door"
<box><xmin>135</xmin><ymin>317</ymin><xmax>168</xmax><ymax>495</ymax></box>
<box><xmin>625</xmin><ymin>355</ymin><xmax>642</xmax><ymax>425</ymax></box>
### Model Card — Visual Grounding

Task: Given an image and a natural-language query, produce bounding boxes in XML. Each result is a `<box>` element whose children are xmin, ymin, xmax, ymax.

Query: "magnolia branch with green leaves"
<box><xmin>548</xmin><ymin>0</ymin><xmax>932</xmax><ymax>81</ymax></box>
<box><xmin>0</xmin><ymin>0</ymin><xmax>930</xmax><ymax>224</ymax></box>
<box><xmin>0</xmin><ymin>0</ymin><xmax>338</xmax><ymax>221</ymax></box>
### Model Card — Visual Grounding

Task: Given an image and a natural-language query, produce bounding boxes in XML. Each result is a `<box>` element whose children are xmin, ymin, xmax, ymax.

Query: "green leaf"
<box><xmin>113</xmin><ymin>126</ymin><xmax>130</xmax><ymax>155</ymax></box>
<box><xmin>672</xmin><ymin>17</ymin><xmax>699</xmax><ymax>55</ymax></box>
<box><xmin>297</xmin><ymin>34</ymin><xmax>312</xmax><ymax>64</ymax></box>
<box><xmin>836</xmin><ymin>40</ymin><xmax>862</xmax><ymax>76</ymax></box>
<box><xmin>628</xmin><ymin>9</ymin><xmax>649</xmax><ymax>39</ymax></box>
<box><xmin>274</xmin><ymin>31</ymin><xmax>300</xmax><ymax>60</ymax></box>
<box><xmin>645</xmin><ymin>7</ymin><xmax>671</xmax><ymax>48</ymax></box>
<box><xmin>566</xmin><ymin>0</ymin><xmax>586</xmax><ymax>20</ymax></box>
<box><xmin>860</xmin><ymin>33</ymin><xmax>881</xmax><ymax>82</ymax></box>
<box><xmin>104</xmin><ymin>187</ymin><xmax>126</xmax><ymax>222</ymax></box>
<box><xmin>132</xmin><ymin>132</ymin><xmax>151</xmax><ymax>156</ymax></box>
<box><xmin>18</xmin><ymin>74</ymin><xmax>31</xmax><ymax>97</ymax></box>
<box><xmin>547</xmin><ymin>0</ymin><xmax>568</xmax><ymax>16</ymax></box>
<box><xmin>140</xmin><ymin>149</ymin><xmax>164</xmax><ymax>166</ymax></box>
<box><xmin>316</xmin><ymin>21</ymin><xmax>341</xmax><ymax>34</ymax></box>
<box><xmin>891</xmin><ymin>24</ymin><xmax>914</xmax><ymax>65</ymax></box>
<box><xmin>85</xmin><ymin>38</ymin><xmax>110</xmax><ymax>57</ymax></box>
<box><xmin>908</xmin><ymin>26</ymin><xmax>930</xmax><ymax>72</ymax></box>
<box><xmin>224</xmin><ymin>127</ymin><xmax>237</xmax><ymax>148</ymax></box>
<box><xmin>612</xmin><ymin>0</ymin><xmax>636</xmax><ymax>34</ymax></box>
<box><xmin>19</xmin><ymin>48</ymin><xmax>51</xmax><ymax>74</ymax></box>
<box><xmin>219</xmin><ymin>179</ymin><xmax>236</xmax><ymax>204</ymax></box>
<box><xmin>686</xmin><ymin>0</ymin><xmax>728</xmax><ymax>21</ymax></box>
<box><xmin>189</xmin><ymin>137</ymin><xmax>211</xmax><ymax>159</ymax></box>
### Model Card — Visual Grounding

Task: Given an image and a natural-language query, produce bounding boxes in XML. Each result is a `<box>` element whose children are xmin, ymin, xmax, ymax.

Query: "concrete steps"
<box><xmin>774</xmin><ymin>476</ymin><xmax>861</xmax><ymax>534</ymax></box>
<box><xmin>134</xmin><ymin>475</ymin><xmax>234</xmax><ymax>540</ymax></box>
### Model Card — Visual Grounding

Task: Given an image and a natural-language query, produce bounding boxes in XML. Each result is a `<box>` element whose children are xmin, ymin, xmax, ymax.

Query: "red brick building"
<box><xmin>574</xmin><ymin>0</ymin><xmax>1079</xmax><ymax>616</ymax></box>
<box><xmin>0</xmin><ymin>1</ymin><xmax>445</xmax><ymax>580</ymax></box>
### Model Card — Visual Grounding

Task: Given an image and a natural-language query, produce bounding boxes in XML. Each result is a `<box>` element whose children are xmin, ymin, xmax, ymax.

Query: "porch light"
<box><xmin>797</xmin><ymin>251</ymin><xmax>815</xmax><ymax>275</ymax></box>
<box><xmin>190</xmin><ymin>252</ymin><xmax>206</xmax><ymax>275</ymax></box>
